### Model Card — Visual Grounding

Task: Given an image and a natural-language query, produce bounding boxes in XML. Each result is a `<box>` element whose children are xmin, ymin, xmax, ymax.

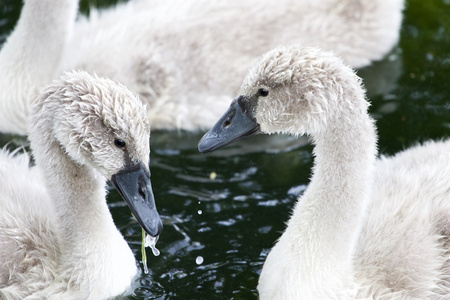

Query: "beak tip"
<box><xmin>146</xmin><ymin>218</ymin><xmax>163</xmax><ymax>237</ymax></box>
<box><xmin>111</xmin><ymin>163</ymin><xmax>163</xmax><ymax>238</ymax></box>
<box><xmin>198</xmin><ymin>132</ymin><xmax>214</xmax><ymax>154</ymax></box>
<box><xmin>197</xmin><ymin>142</ymin><xmax>209</xmax><ymax>154</ymax></box>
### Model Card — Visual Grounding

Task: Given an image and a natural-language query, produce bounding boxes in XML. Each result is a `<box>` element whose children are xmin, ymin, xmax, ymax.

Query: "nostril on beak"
<box><xmin>224</xmin><ymin>116</ymin><xmax>232</xmax><ymax>127</ymax></box>
<box><xmin>139</xmin><ymin>186</ymin><xmax>145</xmax><ymax>199</ymax></box>
<box><xmin>138</xmin><ymin>179</ymin><xmax>146</xmax><ymax>200</ymax></box>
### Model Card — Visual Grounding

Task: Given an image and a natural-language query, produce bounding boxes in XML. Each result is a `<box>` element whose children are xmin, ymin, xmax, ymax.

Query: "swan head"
<box><xmin>198</xmin><ymin>46</ymin><xmax>367</xmax><ymax>153</ymax></box>
<box><xmin>29</xmin><ymin>70</ymin><xmax>162</xmax><ymax>237</ymax></box>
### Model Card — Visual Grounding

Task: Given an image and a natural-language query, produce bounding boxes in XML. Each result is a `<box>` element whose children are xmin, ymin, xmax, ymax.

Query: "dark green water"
<box><xmin>0</xmin><ymin>1</ymin><xmax>449</xmax><ymax>299</ymax></box>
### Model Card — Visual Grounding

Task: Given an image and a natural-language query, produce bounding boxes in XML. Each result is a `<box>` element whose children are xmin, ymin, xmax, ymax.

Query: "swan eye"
<box><xmin>114</xmin><ymin>139</ymin><xmax>126</xmax><ymax>149</ymax></box>
<box><xmin>258</xmin><ymin>88</ymin><xmax>269</xmax><ymax>97</ymax></box>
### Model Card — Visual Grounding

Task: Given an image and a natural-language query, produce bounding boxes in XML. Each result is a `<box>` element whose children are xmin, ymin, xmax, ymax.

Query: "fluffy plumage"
<box><xmin>202</xmin><ymin>45</ymin><xmax>450</xmax><ymax>299</ymax></box>
<box><xmin>0</xmin><ymin>0</ymin><xmax>404</xmax><ymax>135</ymax></box>
<box><xmin>0</xmin><ymin>71</ymin><xmax>153</xmax><ymax>299</ymax></box>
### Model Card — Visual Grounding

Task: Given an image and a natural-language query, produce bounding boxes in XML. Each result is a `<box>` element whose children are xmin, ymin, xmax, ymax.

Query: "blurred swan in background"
<box><xmin>198</xmin><ymin>45</ymin><xmax>450</xmax><ymax>299</ymax></box>
<box><xmin>0</xmin><ymin>71</ymin><xmax>162</xmax><ymax>299</ymax></box>
<box><xmin>0</xmin><ymin>0</ymin><xmax>78</xmax><ymax>135</ymax></box>
<box><xmin>0</xmin><ymin>0</ymin><xmax>404</xmax><ymax>135</ymax></box>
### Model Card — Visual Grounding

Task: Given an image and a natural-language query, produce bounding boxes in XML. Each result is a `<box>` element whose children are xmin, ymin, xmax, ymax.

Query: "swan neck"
<box><xmin>0</xmin><ymin>0</ymin><xmax>78</xmax><ymax>78</ymax></box>
<box><xmin>0</xmin><ymin>0</ymin><xmax>78</xmax><ymax>134</ymax></box>
<box><xmin>291</xmin><ymin>110</ymin><xmax>377</xmax><ymax>266</ymax></box>
<box><xmin>34</xmin><ymin>138</ymin><xmax>117</xmax><ymax>252</ymax></box>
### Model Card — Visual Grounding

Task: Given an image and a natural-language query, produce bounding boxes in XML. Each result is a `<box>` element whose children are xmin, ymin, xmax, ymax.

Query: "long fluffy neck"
<box><xmin>35</xmin><ymin>139</ymin><xmax>119</xmax><ymax>256</ymax></box>
<box><xmin>0</xmin><ymin>0</ymin><xmax>78</xmax><ymax>134</ymax></box>
<box><xmin>297</xmin><ymin>111</ymin><xmax>377</xmax><ymax>262</ymax></box>
<box><xmin>30</xmin><ymin>132</ymin><xmax>137</xmax><ymax>297</ymax></box>
<box><xmin>258</xmin><ymin>103</ymin><xmax>377</xmax><ymax>298</ymax></box>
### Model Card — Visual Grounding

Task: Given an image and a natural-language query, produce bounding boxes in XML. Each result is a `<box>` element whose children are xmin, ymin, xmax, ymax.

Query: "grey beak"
<box><xmin>111</xmin><ymin>162</ymin><xmax>163</xmax><ymax>237</ymax></box>
<box><xmin>198</xmin><ymin>99</ymin><xmax>261</xmax><ymax>153</ymax></box>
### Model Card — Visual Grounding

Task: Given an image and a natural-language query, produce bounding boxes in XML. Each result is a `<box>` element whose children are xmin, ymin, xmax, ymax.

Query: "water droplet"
<box><xmin>195</xmin><ymin>256</ymin><xmax>204</xmax><ymax>265</ymax></box>
<box><xmin>145</xmin><ymin>234</ymin><xmax>160</xmax><ymax>256</ymax></box>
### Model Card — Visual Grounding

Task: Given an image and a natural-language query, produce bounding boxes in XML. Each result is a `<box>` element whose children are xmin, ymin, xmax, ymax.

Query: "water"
<box><xmin>0</xmin><ymin>0</ymin><xmax>449</xmax><ymax>299</ymax></box>
<box><xmin>145</xmin><ymin>234</ymin><xmax>161</xmax><ymax>257</ymax></box>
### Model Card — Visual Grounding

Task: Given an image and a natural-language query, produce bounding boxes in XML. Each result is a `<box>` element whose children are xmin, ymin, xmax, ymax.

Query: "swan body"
<box><xmin>198</xmin><ymin>45</ymin><xmax>450</xmax><ymax>299</ymax></box>
<box><xmin>0</xmin><ymin>71</ymin><xmax>162</xmax><ymax>299</ymax></box>
<box><xmin>0</xmin><ymin>0</ymin><xmax>404</xmax><ymax>135</ymax></box>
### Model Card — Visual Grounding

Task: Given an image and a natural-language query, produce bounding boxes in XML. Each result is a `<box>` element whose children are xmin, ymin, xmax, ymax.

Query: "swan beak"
<box><xmin>198</xmin><ymin>98</ymin><xmax>261</xmax><ymax>153</ymax></box>
<box><xmin>111</xmin><ymin>162</ymin><xmax>163</xmax><ymax>237</ymax></box>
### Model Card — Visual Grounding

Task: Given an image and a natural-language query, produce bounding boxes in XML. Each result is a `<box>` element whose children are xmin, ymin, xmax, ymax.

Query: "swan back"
<box><xmin>0</xmin><ymin>0</ymin><xmax>403</xmax><ymax>135</ymax></box>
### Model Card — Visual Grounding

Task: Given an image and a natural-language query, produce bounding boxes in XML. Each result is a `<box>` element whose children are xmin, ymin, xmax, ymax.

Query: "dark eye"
<box><xmin>258</xmin><ymin>88</ymin><xmax>269</xmax><ymax>97</ymax></box>
<box><xmin>114</xmin><ymin>139</ymin><xmax>126</xmax><ymax>149</ymax></box>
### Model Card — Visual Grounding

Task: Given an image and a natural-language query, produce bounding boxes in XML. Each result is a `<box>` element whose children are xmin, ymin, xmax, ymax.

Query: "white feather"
<box><xmin>0</xmin><ymin>0</ymin><xmax>404</xmax><ymax>135</ymax></box>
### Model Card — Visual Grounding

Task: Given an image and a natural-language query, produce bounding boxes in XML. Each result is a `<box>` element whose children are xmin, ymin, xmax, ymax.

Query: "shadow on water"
<box><xmin>0</xmin><ymin>0</ymin><xmax>449</xmax><ymax>299</ymax></box>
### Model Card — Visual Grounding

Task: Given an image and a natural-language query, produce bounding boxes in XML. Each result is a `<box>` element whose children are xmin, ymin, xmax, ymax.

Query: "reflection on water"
<box><xmin>1</xmin><ymin>0</ymin><xmax>449</xmax><ymax>299</ymax></box>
